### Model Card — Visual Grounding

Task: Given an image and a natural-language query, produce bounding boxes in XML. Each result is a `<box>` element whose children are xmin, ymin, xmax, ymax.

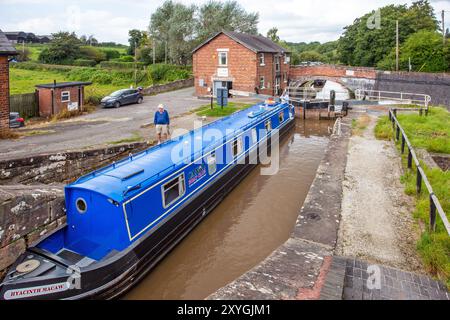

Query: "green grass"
<box><xmin>374</xmin><ymin>108</ymin><xmax>450</xmax><ymax>287</ymax></box>
<box><xmin>107</xmin><ymin>132</ymin><xmax>143</xmax><ymax>145</ymax></box>
<box><xmin>193</xmin><ymin>103</ymin><xmax>252</xmax><ymax>117</ymax></box>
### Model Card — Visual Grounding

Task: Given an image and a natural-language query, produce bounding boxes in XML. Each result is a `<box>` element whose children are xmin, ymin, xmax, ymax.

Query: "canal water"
<box><xmin>124</xmin><ymin>118</ymin><xmax>333</xmax><ymax>300</ymax></box>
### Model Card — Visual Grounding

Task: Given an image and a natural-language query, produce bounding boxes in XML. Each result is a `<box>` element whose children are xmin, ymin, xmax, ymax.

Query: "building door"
<box><xmin>214</xmin><ymin>81</ymin><xmax>232</xmax><ymax>97</ymax></box>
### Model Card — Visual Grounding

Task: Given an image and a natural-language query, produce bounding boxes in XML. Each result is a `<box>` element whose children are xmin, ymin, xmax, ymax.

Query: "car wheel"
<box><xmin>114</xmin><ymin>102</ymin><xmax>121</xmax><ymax>108</ymax></box>
<box><xmin>137</xmin><ymin>97</ymin><xmax>143</xmax><ymax>104</ymax></box>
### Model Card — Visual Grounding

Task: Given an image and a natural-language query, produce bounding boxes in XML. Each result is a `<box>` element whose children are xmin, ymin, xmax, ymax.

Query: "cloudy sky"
<box><xmin>1</xmin><ymin>0</ymin><xmax>449</xmax><ymax>44</ymax></box>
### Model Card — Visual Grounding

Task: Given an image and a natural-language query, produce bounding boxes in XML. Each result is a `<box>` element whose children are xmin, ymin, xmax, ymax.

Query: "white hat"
<box><xmin>157</xmin><ymin>104</ymin><xmax>165</xmax><ymax>109</ymax></box>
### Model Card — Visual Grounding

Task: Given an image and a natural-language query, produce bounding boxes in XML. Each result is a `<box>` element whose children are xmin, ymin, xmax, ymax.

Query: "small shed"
<box><xmin>35</xmin><ymin>81</ymin><xmax>92</xmax><ymax>117</ymax></box>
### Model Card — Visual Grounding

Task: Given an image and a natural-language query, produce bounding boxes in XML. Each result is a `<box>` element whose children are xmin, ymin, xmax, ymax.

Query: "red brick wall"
<box><xmin>289</xmin><ymin>64</ymin><xmax>376</xmax><ymax>80</ymax></box>
<box><xmin>0</xmin><ymin>56</ymin><xmax>10</xmax><ymax>132</ymax></box>
<box><xmin>38</xmin><ymin>86</ymin><xmax>83</xmax><ymax>117</ymax></box>
<box><xmin>193</xmin><ymin>33</ymin><xmax>257</xmax><ymax>96</ymax></box>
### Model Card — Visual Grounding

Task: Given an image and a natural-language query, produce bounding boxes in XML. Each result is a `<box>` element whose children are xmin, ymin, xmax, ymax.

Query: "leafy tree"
<box><xmin>128</xmin><ymin>29</ymin><xmax>146</xmax><ymax>55</ymax></box>
<box><xmin>195</xmin><ymin>0</ymin><xmax>259</xmax><ymax>43</ymax></box>
<box><xmin>338</xmin><ymin>0</ymin><xmax>439</xmax><ymax>67</ymax></box>
<box><xmin>79</xmin><ymin>46</ymin><xmax>107</xmax><ymax>63</ymax></box>
<box><xmin>378</xmin><ymin>30</ymin><xmax>449</xmax><ymax>72</ymax></box>
<box><xmin>298</xmin><ymin>50</ymin><xmax>326</xmax><ymax>63</ymax></box>
<box><xmin>267</xmin><ymin>27</ymin><xmax>280</xmax><ymax>42</ymax></box>
<box><xmin>38</xmin><ymin>32</ymin><xmax>81</xmax><ymax>64</ymax></box>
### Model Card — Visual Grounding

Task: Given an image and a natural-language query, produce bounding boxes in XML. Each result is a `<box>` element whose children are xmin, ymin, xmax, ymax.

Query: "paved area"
<box><xmin>321</xmin><ymin>257</ymin><xmax>449</xmax><ymax>300</ymax></box>
<box><xmin>0</xmin><ymin>88</ymin><xmax>207</xmax><ymax>160</ymax></box>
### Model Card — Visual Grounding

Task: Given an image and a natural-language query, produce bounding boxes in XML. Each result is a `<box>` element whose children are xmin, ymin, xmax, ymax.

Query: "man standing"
<box><xmin>154</xmin><ymin>104</ymin><xmax>170</xmax><ymax>144</ymax></box>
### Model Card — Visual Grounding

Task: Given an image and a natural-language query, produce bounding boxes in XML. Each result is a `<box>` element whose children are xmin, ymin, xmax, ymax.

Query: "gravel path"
<box><xmin>336</xmin><ymin>113</ymin><xmax>423</xmax><ymax>273</ymax></box>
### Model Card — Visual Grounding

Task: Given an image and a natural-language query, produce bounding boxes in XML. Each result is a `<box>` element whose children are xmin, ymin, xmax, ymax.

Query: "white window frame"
<box><xmin>284</xmin><ymin>54</ymin><xmax>290</xmax><ymax>64</ymax></box>
<box><xmin>251</xmin><ymin>128</ymin><xmax>258</xmax><ymax>144</ymax></box>
<box><xmin>218</xmin><ymin>51</ymin><xmax>228</xmax><ymax>67</ymax></box>
<box><xmin>275</xmin><ymin>56</ymin><xmax>281</xmax><ymax>72</ymax></box>
<box><xmin>259</xmin><ymin>76</ymin><xmax>265</xmax><ymax>89</ymax></box>
<box><xmin>161</xmin><ymin>173</ymin><xmax>186</xmax><ymax>209</ymax></box>
<box><xmin>259</xmin><ymin>53</ymin><xmax>265</xmax><ymax>66</ymax></box>
<box><xmin>61</xmin><ymin>91</ymin><xmax>70</xmax><ymax>102</ymax></box>
<box><xmin>231</xmin><ymin>137</ymin><xmax>243</xmax><ymax>158</ymax></box>
<box><xmin>207</xmin><ymin>152</ymin><xmax>217</xmax><ymax>176</ymax></box>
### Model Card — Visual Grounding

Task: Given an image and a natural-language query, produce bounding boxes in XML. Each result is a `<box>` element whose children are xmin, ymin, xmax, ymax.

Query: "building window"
<box><xmin>284</xmin><ymin>54</ymin><xmax>290</xmax><ymax>64</ymax></box>
<box><xmin>251</xmin><ymin>128</ymin><xmax>257</xmax><ymax>144</ymax></box>
<box><xmin>259</xmin><ymin>76</ymin><xmax>265</xmax><ymax>89</ymax></box>
<box><xmin>231</xmin><ymin>137</ymin><xmax>243</xmax><ymax>158</ymax></box>
<box><xmin>279</xmin><ymin>112</ymin><xmax>284</xmax><ymax>124</ymax></box>
<box><xmin>275</xmin><ymin>56</ymin><xmax>280</xmax><ymax>72</ymax></box>
<box><xmin>162</xmin><ymin>174</ymin><xmax>186</xmax><ymax>208</ymax></box>
<box><xmin>218</xmin><ymin>51</ymin><xmax>228</xmax><ymax>66</ymax></box>
<box><xmin>265</xmin><ymin>120</ymin><xmax>272</xmax><ymax>133</ymax></box>
<box><xmin>259</xmin><ymin>53</ymin><xmax>265</xmax><ymax>66</ymax></box>
<box><xmin>61</xmin><ymin>91</ymin><xmax>70</xmax><ymax>102</ymax></box>
<box><xmin>207</xmin><ymin>152</ymin><xmax>217</xmax><ymax>176</ymax></box>
<box><xmin>283</xmin><ymin>72</ymin><xmax>288</xmax><ymax>83</ymax></box>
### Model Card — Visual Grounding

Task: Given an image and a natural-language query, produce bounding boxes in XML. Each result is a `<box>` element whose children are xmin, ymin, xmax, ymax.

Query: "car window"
<box><xmin>111</xmin><ymin>90</ymin><xmax>126</xmax><ymax>97</ymax></box>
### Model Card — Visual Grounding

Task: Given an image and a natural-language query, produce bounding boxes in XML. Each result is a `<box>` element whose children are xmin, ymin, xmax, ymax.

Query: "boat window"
<box><xmin>265</xmin><ymin>120</ymin><xmax>272</xmax><ymax>133</ymax></box>
<box><xmin>251</xmin><ymin>128</ymin><xmax>258</xmax><ymax>144</ymax></box>
<box><xmin>232</xmin><ymin>137</ymin><xmax>243</xmax><ymax>158</ymax></box>
<box><xmin>76</xmin><ymin>198</ymin><xmax>87</xmax><ymax>214</ymax></box>
<box><xmin>162</xmin><ymin>174</ymin><xmax>186</xmax><ymax>209</ymax></box>
<box><xmin>207</xmin><ymin>152</ymin><xmax>217</xmax><ymax>175</ymax></box>
<box><xmin>279</xmin><ymin>111</ymin><xmax>284</xmax><ymax>124</ymax></box>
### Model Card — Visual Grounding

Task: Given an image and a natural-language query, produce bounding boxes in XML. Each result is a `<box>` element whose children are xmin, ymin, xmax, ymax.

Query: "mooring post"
<box><xmin>303</xmin><ymin>102</ymin><xmax>307</xmax><ymax>120</ymax></box>
<box><xmin>430</xmin><ymin>194</ymin><xmax>437</xmax><ymax>232</ymax></box>
<box><xmin>396</xmin><ymin>126</ymin><xmax>400</xmax><ymax>141</ymax></box>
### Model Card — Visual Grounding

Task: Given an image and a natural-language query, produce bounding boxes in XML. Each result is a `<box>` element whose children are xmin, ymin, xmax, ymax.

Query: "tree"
<box><xmin>128</xmin><ymin>29</ymin><xmax>145</xmax><ymax>55</ymax></box>
<box><xmin>378</xmin><ymin>30</ymin><xmax>449</xmax><ymax>72</ymax></box>
<box><xmin>38</xmin><ymin>31</ymin><xmax>81</xmax><ymax>64</ymax></box>
<box><xmin>298</xmin><ymin>50</ymin><xmax>326</xmax><ymax>63</ymax></box>
<box><xmin>195</xmin><ymin>0</ymin><xmax>259</xmax><ymax>43</ymax></box>
<box><xmin>337</xmin><ymin>0</ymin><xmax>439</xmax><ymax>67</ymax></box>
<box><xmin>267</xmin><ymin>27</ymin><xmax>280</xmax><ymax>43</ymax></box>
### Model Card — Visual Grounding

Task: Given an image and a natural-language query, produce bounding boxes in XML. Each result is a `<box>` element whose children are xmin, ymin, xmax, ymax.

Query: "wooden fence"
<box><xmin>9</xmin><ymin>92</ymin><xmax>39</xmax><ymax>118</ymax></box>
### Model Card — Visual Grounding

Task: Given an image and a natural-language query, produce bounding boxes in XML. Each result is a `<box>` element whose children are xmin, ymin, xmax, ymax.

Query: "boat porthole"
<box><xmin>76</xmin><ymin>198</ymin><xmax>87</xmax><ymax>214</ymax></box>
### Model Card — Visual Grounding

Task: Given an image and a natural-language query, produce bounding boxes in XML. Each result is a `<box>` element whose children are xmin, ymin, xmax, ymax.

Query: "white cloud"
<box><xmin>1</xmin><ymin>0</ymin><xmax>449</xmax><ymax>44</ymax></box>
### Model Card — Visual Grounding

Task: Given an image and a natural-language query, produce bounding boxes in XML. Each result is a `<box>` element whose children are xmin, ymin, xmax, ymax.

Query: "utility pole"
<box><xmin>164</xmin><ymin>41</ymin><xmax>167</xmax><ymax>65</ymax></box>
<box><xmin>396</xmin><ymin>20</ymin><xmax>399</xmax><ymax>72</ymax></box>
<box><xmin>443</xmin><ymin>10</ymin><xmax>446</xmax><ymax>46</ymax></box>
<box><xmin>134</xmin><ymin>40</ymin><xmax>138</xmax><ymax>87</ymax></box>
<box><xmin>152</xmin><ymin>38</ymin><xmax>156</xmax><ymax>65</ymax></box>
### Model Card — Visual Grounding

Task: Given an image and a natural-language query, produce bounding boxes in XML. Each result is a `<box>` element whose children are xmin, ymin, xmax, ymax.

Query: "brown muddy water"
<box><xmin>124</xmin><ymin>118</ymin><xmax>333</xmax><ymax>300</ymax></box>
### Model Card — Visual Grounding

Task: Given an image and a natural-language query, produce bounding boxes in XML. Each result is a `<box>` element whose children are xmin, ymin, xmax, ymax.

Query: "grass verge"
<box><xmin>374</xmin><ymin>107</ymin><xmax>450</xmax><ymax>288</ymax></box>
<box><xmin>351</xmin><ymin>114</ymin><xmax>371</xmax><ymax>136</ymax></box>
<box><xmin>192</xmin><ymin>102</ymin><xmax>253</xmax><ymax>117</ymax></box>
<box><xmin>108</xmin><ymin>132</ymin><xmax>143</xmax><ymax>145</ymax></box>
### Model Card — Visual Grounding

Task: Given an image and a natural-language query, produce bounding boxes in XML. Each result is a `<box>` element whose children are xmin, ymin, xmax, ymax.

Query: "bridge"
<box><xmin>288</xmin><ymin>64</ymin><xmax>450</xmax><ymax>109</ymax></box>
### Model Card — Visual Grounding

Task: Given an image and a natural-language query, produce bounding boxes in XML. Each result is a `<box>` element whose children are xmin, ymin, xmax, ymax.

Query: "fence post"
<box><xmin>396</xmin><ymin>126</ymin><xmax>400</xmax><ymax>141</ymax></box>
<box><xmin>401</xmin><ymin>135</ymin><xmax>406</xmax><ymax>154</ymax></box>
<box><xmin>416</xmin><ymin>167</ymin><xmax>422</xmax><ymax>194</ymax></box>
<box><xmin>430</xmin><ymin>194</ymin><xmax>437</xmax><ymax>232</ymax></box>
<box><xmin>408</xmin><ymin>149</ymin><xmax>413</xmax><ymax>169</ymax></box>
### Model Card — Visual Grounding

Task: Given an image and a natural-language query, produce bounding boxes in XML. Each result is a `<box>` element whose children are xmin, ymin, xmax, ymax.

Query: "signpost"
<box><xmin>217</xmin><ymin>88</ymin><xmax>228</xmax><ymax>109</ymax></box>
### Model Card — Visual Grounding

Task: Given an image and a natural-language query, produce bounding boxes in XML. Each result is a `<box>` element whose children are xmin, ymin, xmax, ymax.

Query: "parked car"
<box><xmin>9</xmin><ymin>112</ymin><xmax>25</xmax><ymax>128</ymax></box>
<box><xmin>101</xmin><ymin>89</ymin><xmax>143</xmax><ymax>108</ymax></box>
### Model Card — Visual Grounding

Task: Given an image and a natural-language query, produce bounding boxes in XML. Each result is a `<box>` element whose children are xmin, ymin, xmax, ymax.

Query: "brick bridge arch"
<box><xmin>288</xmin><ymin>64</ymin><xmax>377</xmax><ymax>93</ymax></box>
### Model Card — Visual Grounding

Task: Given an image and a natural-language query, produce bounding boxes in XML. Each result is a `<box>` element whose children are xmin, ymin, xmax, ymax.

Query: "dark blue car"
<box><xmin>101</xmin><ymin>89</ymin><xmax>143</xmax><ymax>108</ymax></box>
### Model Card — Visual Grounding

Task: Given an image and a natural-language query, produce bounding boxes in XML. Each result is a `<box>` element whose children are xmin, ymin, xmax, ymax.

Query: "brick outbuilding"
<box><xmin>193</xmin><ymin>31</ymin><xmax>290</xmax><ymax>98</ymax></box>
<box><xmin>0</xmin><ymin>29</ymin><xmax>18</xmax><ymax>134</ymax></box>
<box><xmin>36</xmin><ymin>81</ymin><xmax>92</xmax><ymax>117</ymax></box>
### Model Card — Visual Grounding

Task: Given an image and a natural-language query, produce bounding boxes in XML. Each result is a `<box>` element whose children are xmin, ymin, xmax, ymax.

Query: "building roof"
<box><xmin>35</xmin><ymin>81</ymin><xmax>92</xmax><ymax>89</ymax></box>
<box><xmin>192</xmin><ymin>31</ymin><xmax>290</xmax><ymax>54</ymax></box>
<box><xmin>0</xmin><ymin>30</ymin><xmax>18</xmax><ymax>55</ymax></box>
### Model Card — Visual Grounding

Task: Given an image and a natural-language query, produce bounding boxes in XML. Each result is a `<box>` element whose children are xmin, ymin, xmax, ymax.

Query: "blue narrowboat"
<box><xmin>0</xmin><ymin>101</ymin><xmax>295</xmax><ymax>300</ymax></box>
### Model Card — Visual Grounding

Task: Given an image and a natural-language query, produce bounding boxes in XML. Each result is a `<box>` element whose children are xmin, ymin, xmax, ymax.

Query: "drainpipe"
<box><xmin>51</xmin><ymin>79</ymin><xmax>56</xmax><ymax>116</ymax></box>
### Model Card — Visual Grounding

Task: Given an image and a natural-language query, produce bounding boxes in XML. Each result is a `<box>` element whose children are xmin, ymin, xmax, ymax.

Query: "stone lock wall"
<box><xmin>0</xmin><ymin>142</ymin><xmax>151</xmax><ymax>277</ymax></box>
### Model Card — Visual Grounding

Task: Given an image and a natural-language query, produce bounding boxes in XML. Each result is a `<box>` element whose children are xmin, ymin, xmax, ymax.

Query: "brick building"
<box><xmin>36</xmin><ymin>81</ymin><xmax>92</xmax><ymax>117</ymax></box>
<box><xmin>193</xmin><ymin>31</ymin><xmax>290</xmax><ymax>97</ymax></box>
<box><xmin>0</xmin><ymin>30</ymin><xmax>18</xmax><ymax>134</ymax></box>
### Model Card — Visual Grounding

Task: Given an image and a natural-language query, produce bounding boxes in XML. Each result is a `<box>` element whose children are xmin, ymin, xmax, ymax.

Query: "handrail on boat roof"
<box><xmin>121</xmin><ymin>103</ymin><xmax>291</xmax><ymax>197</ymax></box>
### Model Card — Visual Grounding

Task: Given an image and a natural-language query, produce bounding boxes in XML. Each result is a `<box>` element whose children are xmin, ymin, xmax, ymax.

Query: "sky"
<box><xmin>1</xmin><ymin>0</ymin><xmax>449</xmax><ymax>44</ymax></box>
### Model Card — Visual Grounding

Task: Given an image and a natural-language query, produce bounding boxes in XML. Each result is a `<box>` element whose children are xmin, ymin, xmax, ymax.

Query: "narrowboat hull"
<box><xmin>0</xmin><ymin>118</ymin><xmax>295</xmax><ymax>300</ymax></box>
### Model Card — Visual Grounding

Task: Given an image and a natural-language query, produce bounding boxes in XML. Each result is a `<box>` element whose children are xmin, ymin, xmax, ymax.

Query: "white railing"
<box><xmin>355</xmin><ymin>89</ymin><xmax>431</xmax><ymax>109</ymax></box>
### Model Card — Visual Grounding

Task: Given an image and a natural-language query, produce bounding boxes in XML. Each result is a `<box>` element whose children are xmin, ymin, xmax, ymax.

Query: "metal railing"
<box><xmin>389</xmin><ymin>108</ymin><xmax>449</xmax><ymax>235</ymax></box>
<box><xmin>356</xmin><ymin>89</ymin><xmax>431</xmax><ymax>109</ymax></box>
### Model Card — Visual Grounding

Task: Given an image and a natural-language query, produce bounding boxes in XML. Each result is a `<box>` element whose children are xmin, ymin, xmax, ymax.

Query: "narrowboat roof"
<box><xmin>67</xmin><ymin>102</ymin><xmax>289</xmax><ymax>202</ymax></box>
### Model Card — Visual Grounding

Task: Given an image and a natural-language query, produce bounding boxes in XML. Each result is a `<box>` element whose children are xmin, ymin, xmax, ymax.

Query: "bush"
<box><xmin>118</xmin><ymin>55</ymin><xmax>135</xmax><ymax>62</ymax></box>
<box><xmin>16</xmin><ymin>48</ymin><xmax>31</xmax><ymax>62</ymax></box>
<box><xmin>73</xmin><ymin>59</ymin><xmax>97</xmax><ymax>67</ymax></box>
<box><xmin>100</xmin><ymin>49</ymin><xmax>121</xmax><ymax>60</ymax></box>
<box><xmin>148</xmin><ymin>64</ymin><xmax>192</xmax><ymax>83</ymax></box>
<box><xmin>11</xmin><ymin>62</ymin><xmax>78</xmax><ymax>73</ymax></box>
<box><xmin>79</xmin><ymin>46</ymin><xmax>107</xmax><ymax>63</ymax></box>
<box><xmin>99</xmin><ymin>61</ymin><xmax>146</xmax><ymax>70</ymax></box>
